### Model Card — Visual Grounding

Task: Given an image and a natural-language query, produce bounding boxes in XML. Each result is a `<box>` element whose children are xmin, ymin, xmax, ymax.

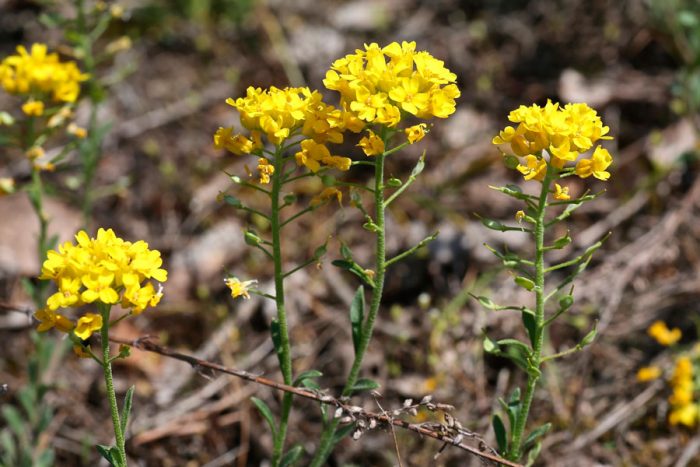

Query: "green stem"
<box><xmin>270</xmin><ymin>147</ymin><xmax>293</xmax><ymax>466</ymax></box>
<box><xmin>507</xmin><ymin>166</ymin><xmax>554</xmax><ymax>461</ymax></box>
<box><xmin>100</xmin><ymin>304</ymin><xmax>127</xmax><ymax>466</ymax></box>
<box><xmin>310</xmin><ymin>151</ymin><xmax>388</xmax><ymax>467</ymax></box>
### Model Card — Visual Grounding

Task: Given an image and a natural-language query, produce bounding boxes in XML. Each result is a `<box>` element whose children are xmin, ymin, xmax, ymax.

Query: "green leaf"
<box><xmin>313</xmin><ymin>244</ymin><xmax>327</xmax><ymax>261</ymax></box>
<box><xmin>514</xmin><ymin>276</ymin><xmax>535</xmax><ymax>291</ymax></box>
<box><xmin>95</xmin><ymin>444</ymin><xmax>122</xmax><ymax>466</ymax></box>
<box><xmin>492</xmin><ymin>414</ymin><xmax>508</xmax><ymax>454</ymax></box>
<box><xmin>279</xmin><ymin>445</ymin><xmax>304</xmax><ymax>467</ymax></box>
<box><xmin>0</xmin><ymin>430</ymin><xmax>16</xmax><ymax>464</ymax></box>
<box><xmin>293</xmin><ymin>370</ymin><xmax>323</xmax><ymax>387</ymax></box>
<box><xmin>351</xmin><ymin>378</ymin><xmax>380</xmax><ymax>393</ymax></box>
<box><xmin>525</xmin><ymin>440</ymin><xmax>543</xmax><ymax>467</ymax></box>
<box><xmin>120</xmin><ymin>386</ymin><xmax>135</xmax><ymax>435</ymax></box>
<box><xmin>2</xmin><ymin>405</ymin><xmax>25</xmax><ymax>437</ymax></box>
<box><xmin>475</xmin><ymin>295</ymin><xmax>497</xmax><ymax>310</ymax></box>
<box><xmin>504</xmin><ymin>155</ymin><xmax>519</xmax><ymax>170</ymax></box>
<box><xmin>332</xmin><ymin>423</ymin><xmax>356</xmax><ymax>445</ymax></box>
<box><xmin>523</xmin><ymin>423</ymin><xmax>552</xmax><ymax>452</ymax></box>
<box><xmin>350</xmin><ymin>286</ymin><xmax>365</xmax><ymax>354</ymax></box>
<box><xmin>340</xmin><ymin>243</ymin><xmax>353</xmax><ymax>261</ymax></box>
<box><xmin>501</xmin><ymin>341</ymin><xmax>531</xmax><ymax>373</ymax></box>
<box><xmin>522</xmin><ymin>310</ymin><xmax>537</xmax><ymax>347</ymax></box>
<box><xmin>251</xmin><ymin>397</ymin><xmax>277</xmax><ymax>438</ymax></box>
<box><xmin>35</xmin><ymin>448</ymin><xmax>55</xmax><ymax>467</ymax></box>
<box><xmin>490</xmin><ymin>184</ymin><xmax>537</xmax><ymax>201</ymax></box>
<box><xmin>223</xmin><ymin>194</ymin><xmax>243</xmax><ymax>208</ymax></box>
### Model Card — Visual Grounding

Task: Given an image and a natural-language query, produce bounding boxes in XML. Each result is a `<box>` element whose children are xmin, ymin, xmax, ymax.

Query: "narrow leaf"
<box><xmin>293</xmin><ymin>370</ymin><xmax>323</xmax><ymax>387</ymax></box>
<box><xmin>223</xmin><ymin>194</ymin><xmax>243</xmax><ymax>208</ymax></box>
<box><xmin>270</xmin><ymin>319</ymin><xmax>282</xmax><ymax>356</ymax></box>
<box><xmin>120</xmin><ymin>386</ymin><xmax>135</xmax><ymax>435</ymax></box>
<box><xmin>279</xmin><ymin>445</ymin><xmax>304</xmax><ymax>467</ymax></box>
<box><xmin>492</xmin><ymin>414</ymin><xmax>508</xmax><ymax>454</ymax></box>
<box><xmin>522</xmin><ymin>310</ymin><xmax>537</xmax><ymax>347</ymax></box>
<box><xmin>350</xmin><ymin>286</ymin><xmax>365</xmax><ymax>354</ymax></box>
<box><xmin>523</xmin><ymin>422</ymin><xmax>552</xmax><ymax>451</ymax></box>
<box><xmin>251</xmin><ymin>397</ymin><xmax>277</xmax><ymax>438</ymax></box>
<box><xmin>350</xmin><ymin>378</ymin><xmax>380</xmax><ymax>393</ymax></box>
<box><xmin>332</xmin><ymin>423</ymin><xmax>356</xmax><ymax>445</ymax></box>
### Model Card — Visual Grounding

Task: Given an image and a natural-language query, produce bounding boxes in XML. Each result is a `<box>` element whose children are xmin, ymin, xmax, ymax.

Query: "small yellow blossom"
<box><xmin>668</xmin><ymin>356</ymin><xmax>697</xmax><ymax>428</ymax></box>
<box><xmin>21</xmin><ymin>99</ymin><xmax>44</xmax><ymax>116</ymax></box>
<box><xmin>516</xmin><ymin>155</ymin><xmax>547</xmax><ymax>181</ymax></box>
<box><xmin>48</xmin><ymin>106</ymin><xmax>72</xmax><ymax>128</ymax></box>
<box><xmin>648</xmin><ymin>320</ymin><xmax>682</xmax><ymax>346</ymax></box>
<box><xmin>33</xmin><ymin>161</ymin><xmax>56</xmax><ymax>172</ymax></box>
<box><xmin>34</xmin><ymin>307</ymin><xmax>73</xmax><ymax>333</ymax></box>
<box><xmin>310</xmin><ymin>187</ymin><xmax>342</xmax><ymax>207</ymax></box>
<box><xmin>105</xmin><ymin>36</ymin><xmax>132</xmax><ymax>55</ymax></box>
<box><xmin>295</xmin><ymin>139</ymin><xmax>351</xmax><ymax>173</ymax></box>
<box><xmin>515</xmin><ymin>210</ymin><xmax>525</xmax><ymax>223</ymax></box>
<box><xmin>405</xmin><ymin>123</ymin><xmax>428</xmax><ymax>144</ymax></box>
<box><xmin>636</xmin><ymin>366</ymin><xmax>661</xmax><ymax>382</ymax></box>
<box><xmin>110</xmin><ymin>4</ymin><xmax>124</xmax><ymax>18</ymax></box>
<box><xmin>669</xmin><ymin>403</ymin><xmax>698</xmax><ymax>427</ymax></box>
<box><xmin>67</xmin><ymin>122</ymin><xmax>87</xmax><ymax>138</ymax></box>
<box><xmin>214</xmin><ymin>127</ymin><xmax>256</xmax><ymax>155</ymax></box>
<box><xmin>575</xmin><ymin>146</ymin><xmax>612</xmax><ymax>181</ymax></box>
<box><xmin>357</xmin><ymin>130</ymin><xmax>385</xmax><ymax>156</ymax></box>
<box><xmin>74</xmin><ymin>313</ymin><xmax>103</xmax><ymax>340</ymax></box>
<box><xmin>553</xmin><ymin>183</ymin><xmax>570</xmax><ymax>200</ymax></box>
<box><xmin>257</xmin><ymin>158</ymin><xmax>274</xmax><ymax>184</ymax></box>
<box><xmin>225</xmin><ymin>277</ymin><xmax>257</xmax><ymax>300</ymax></box>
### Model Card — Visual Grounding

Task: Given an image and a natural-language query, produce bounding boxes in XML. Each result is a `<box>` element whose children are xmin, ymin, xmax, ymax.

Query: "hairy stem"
<box><xmin>100</xmin><ymin>304</ymin><xmax>127</xmax><ymax>466</ymax></box>
<box><xmin>507</xmin><ymin>166</ymin><xmax>554</xmax><ymax>460</ymax></box>
<box><xmin>310</xmin><ymin>150</ymin><xmax>387</xmax><ymax>466</ymax></box>
<box><xmin>270</xmin><ymin>147</ymin><xmax>293</xmax><ymax>466</ymax></box>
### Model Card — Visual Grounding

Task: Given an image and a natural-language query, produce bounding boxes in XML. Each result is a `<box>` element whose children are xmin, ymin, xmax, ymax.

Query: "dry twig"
<box><xmin>109</xmin><ymin>335</ymin><xmax>522</xmax><ymax>467</ymax></box>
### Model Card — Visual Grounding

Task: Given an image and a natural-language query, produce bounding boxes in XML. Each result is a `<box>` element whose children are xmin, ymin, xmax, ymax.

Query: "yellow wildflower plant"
<box><xmin>37</xmin><ymin>228</ymin><xmax>167</xmax><ymax>338</ymax></box>
<box><xmin>0</xmin><ymin>43</ymin><xmax>89</xmax><ymax>103</ymax></box>
<box><xmin>493</xmin><ymin>100</ymin><xmax>613</xmax><ymax>184</ymax></box>
<box><xmin>324</xmin><ymin>41</ymin><xmax>460</xmax><ymax>126</ymax></box>
<box><xmin>648</xmin><ymin>320</ymin><xmax>682</xmax><ymax>346</ymax></box>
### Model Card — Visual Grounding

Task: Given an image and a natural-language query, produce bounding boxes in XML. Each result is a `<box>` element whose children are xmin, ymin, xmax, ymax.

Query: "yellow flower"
<box><xmin>516</xmin><ymin>155</ymin><xmax>547</xmax><ymax>181</ymax></box>
<box><xmin>295</xmin><ymin>139</ymin><xmax>351</xmax><ymax>173</ymax></box>
<box><xmin>310</xmin><ymin>187</ymin><xmax>342</xmax><ymax>207</ymax></box>
<box><xmin>37</xmin><ymin>228</ymin><xmax>167</xmax><ymax>324</ymax></box>
<box><xmin>225</xmin><ymin>277</ymin><xmax>257</xmax><ymax>300</ymax></box>
<box><xmin>257</xmin><ymin>158</ymin><xmax>274</xmax><ymax>184</ymax></box>
<box><xmin>647</xmin><ymin>320</ymin><xmax>681</xmax><ymax>346</ymax></box>
<box><xmin>0</xmin><ymin>43</ymin><xmax>89</xmax><ymax>103</ymax></box>
<box><xmin>34</xmin><ymin>307</ymin><xmax>73</xmax><ymax>333</ymax></box>
<box><xmin>669</xmin><ymin>403</ymin><xmax>698</xmax><ymax>428</ymax></box>
<box><xmin>515</xmin><ymin>210</ymin><xmax>525</xmax><ymax>223</ymax></box>
<box><xmin>357</xmin><ymin>130</ymin><xmax>385</xmax><ymax>156</ymax></box>
<box><xmin>493</xmin><ymin>101</ymin><xmax>613</xmax><ymax>182</ymax></box>
<box><xmin>21</xmin><ymin>99</ymin><xmax>44</xmax><ymax>116</ymax></box>
<box><xmin>214</xmin><ymin>127</ymin><xmax>255</xmax><ymax>155</ymax></box>
<box><xmin>575</xmin><ymin>146</ymin><xmax>612</xmax><ymax>181</ymax></box>
<box><xmin>636</xmin><ymin>366</ymin><xmax>661</xmax><ymax>382</ymax></box>
<box><xmin>324</xmin><ymin>41</ymin><xmax>459</xmax><ymax>126</ymax></box>
<box><xmin>405</xmin><ymin>123</ymin><xmax>427</xmax><ymax>144</ymax></box>
<box><xmin>553</xmin><ymin>183</ymin><xmax>570</xmax><ymax>200</ymax></box>
<box><xmin>67</xmin><ymin>122</ymin><xmax>87</xmax><ymax>138</ymax></box>
<box><xmin>74</xmin><ymin>313</ymin><xmax>103</xmax><ymax>340</ymax></box>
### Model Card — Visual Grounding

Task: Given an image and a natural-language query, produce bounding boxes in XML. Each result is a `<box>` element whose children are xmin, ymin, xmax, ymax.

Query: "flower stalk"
<box><xmin>100</xmin><ymin>303</ymin><xmax>127</xmax><ymax>467</ymax></box>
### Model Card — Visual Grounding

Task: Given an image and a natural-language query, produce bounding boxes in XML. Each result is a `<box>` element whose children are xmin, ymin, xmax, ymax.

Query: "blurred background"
<box><xmin>1</xmin><ymin>0</ymin><xmax>699</xmax><ymax>465</ymax></box>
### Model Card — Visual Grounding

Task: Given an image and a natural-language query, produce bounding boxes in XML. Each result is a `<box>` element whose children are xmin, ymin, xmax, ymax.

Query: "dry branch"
<box><xmin>109</xmin><ymin>335</ymin><xmax>522</xmax><ymax>467</ymax></box>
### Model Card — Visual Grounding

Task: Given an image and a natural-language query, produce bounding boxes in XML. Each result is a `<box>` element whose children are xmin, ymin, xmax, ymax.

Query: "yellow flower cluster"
<box><xmin>0</xmin><ymin>43</ymin><xmax>88</xmax><ymax>104</ymax></box>
<box><xmin>324</xmin><ymin>41</ymin><xmax>460</xmax><ymax>127</ymax></box>
<box><xmin>493</xmin><ymin>100</ymin><xmax>613</xmax><ymax>186</ymax></box>
<box><xmin>668</xmin><ymin>356</ymin><xmax>697</xmax><ymax>427</ymax></box>
<box><xmin>648</xmin><ymin>320</ymin><xmax>682</xmax><ymax>346</ymax></box>
<box><xmin>216</xmin><ymin>86</ymin><xmax>359</xmax><ymax>173</ymax></box>
<box><xmin>35</xmin><ymin>228</ymin><xmax>167</xmax><ymax>339</ymax></box>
